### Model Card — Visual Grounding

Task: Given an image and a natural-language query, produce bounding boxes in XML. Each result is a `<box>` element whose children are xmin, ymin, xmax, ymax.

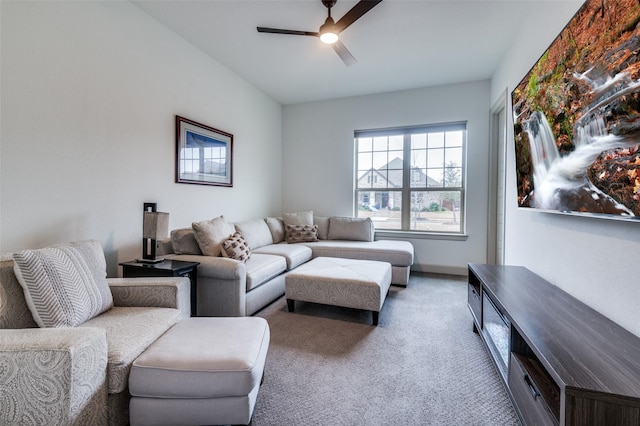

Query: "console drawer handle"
<box><xmin>524</xmin><ymin>374</ymin><xmax>540</xmax><ymax>400</ymax></box>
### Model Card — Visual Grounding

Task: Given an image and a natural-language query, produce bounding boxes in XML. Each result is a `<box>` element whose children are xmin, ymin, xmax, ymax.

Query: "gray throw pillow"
<box><xmin>314</xmin><ymin>216</ymin><xmax>329</xmax><ymax>240</ymax></box>
<box><xmin>12</xmin><ymin>240</ymin><xmax>113</xmax><ymax>328</ymax></box>
<box><xmin>328</xmin><ymin>217</ymin><xmax>375</xmax><ymax>242</ymax></box>
<box><xmin>171</xmin><ymin>228</ymin><xmax>203</xmax><ymax>255</ymax></box>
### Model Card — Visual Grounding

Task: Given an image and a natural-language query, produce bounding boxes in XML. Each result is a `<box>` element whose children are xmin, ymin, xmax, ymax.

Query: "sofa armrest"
<box><xmin>107</xmin><ymin>277</ymin><xmax>191</xmax><ymax>319</ymax></box>
<box><xmin>168</xmin><ymin>255</ymin><xmax>247</xmax><ymax>316</ymax></box>
<box><xmin>167</xmin><ymin>254</ymin><xmax>244</xmax><ymax>280</ymax></box>
<box><xmin>0</xmin><ymin>327</ymin><xmax>108</xmax><ymax>426</ymax></box>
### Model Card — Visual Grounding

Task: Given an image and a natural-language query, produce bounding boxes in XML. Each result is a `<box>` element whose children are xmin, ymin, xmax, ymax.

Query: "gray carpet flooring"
<box><xmin>251</xmin><ymin>273</ymin><xmax>521</xmax><ymax>425</ymax></box>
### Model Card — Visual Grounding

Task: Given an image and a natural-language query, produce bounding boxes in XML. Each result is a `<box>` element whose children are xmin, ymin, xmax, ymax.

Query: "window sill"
<box><xmin>375</xmin><ymin>230</ymin><xmax>468</xmax><ymax>241</ymax></box>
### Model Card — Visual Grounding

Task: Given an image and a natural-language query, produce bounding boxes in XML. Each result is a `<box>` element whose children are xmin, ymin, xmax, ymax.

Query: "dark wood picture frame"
<box><xmin>175</xmin><ymin>115</ymin><xmax>233</xmax><ymax>187</ymax></box>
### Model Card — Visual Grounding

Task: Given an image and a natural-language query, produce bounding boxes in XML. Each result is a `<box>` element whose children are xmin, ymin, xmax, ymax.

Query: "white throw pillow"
<box><xmin>192</xmin><ymin>215</ymin><xmax>236</xmax><ymax>257</ymax></box>
<box><xmin>283</xmin><ymin>210</ymin><xmax>314</xmax><ymax>227</ymax></box>
<box><xmin>234</xmin><ymin>219</ymin><xmax>273</xmax><ymax>249</ymax></box>
<box><xmin>264</xmin><ymin>217</ymin><xmax>285</xmax><ymax>243</ymax></box>
<box><xmin>12</xmin><ymin>240</ymin><xmax>113</xmax><ymax>328</ymax></box>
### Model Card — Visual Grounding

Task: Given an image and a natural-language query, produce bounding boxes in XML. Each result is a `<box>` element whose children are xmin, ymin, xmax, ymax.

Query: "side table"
<box><xmin>120</xmin><ymin>260</ymin><xmax>200</xmax><ymax>316</ymax></box>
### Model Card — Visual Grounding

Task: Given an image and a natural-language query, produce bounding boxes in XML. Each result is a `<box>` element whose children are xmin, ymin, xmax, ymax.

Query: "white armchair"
<box><xmin>0</xmin><ymin>246</ymin><xmax>190</xmax><ymax>426</ymax></box>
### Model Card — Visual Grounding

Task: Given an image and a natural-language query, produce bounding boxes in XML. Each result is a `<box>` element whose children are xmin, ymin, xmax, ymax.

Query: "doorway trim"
<box><xmin>487</xmin><ymin>89</ymin><xmax>508</xmax><ymax>265</ymax></box>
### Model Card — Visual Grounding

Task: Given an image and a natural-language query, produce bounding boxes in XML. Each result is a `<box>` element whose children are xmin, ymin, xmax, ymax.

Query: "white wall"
<box><xmin>491</xmin><ymin>0</ymin><xmax>640</xmax><ymax>337</ymax></box>
<box><xmin>282</xmin><ymin>81</ymin><xmax>491</xmax><ymax>274</ymax></box>
<box><xmin>0</xmin><ymin>1</ymin><xmax>282</xmax><ymax>276</ymax></box>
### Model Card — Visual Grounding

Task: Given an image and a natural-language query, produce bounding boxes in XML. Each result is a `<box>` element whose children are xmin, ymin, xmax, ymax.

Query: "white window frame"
<box><xmin>354</xmin><ymin>122</ymin><xmax>467</xmax><ymax>235</ymax></box>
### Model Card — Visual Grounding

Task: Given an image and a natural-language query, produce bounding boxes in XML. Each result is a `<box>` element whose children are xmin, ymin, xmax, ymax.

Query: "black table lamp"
<box><xmin>139</xmin><ymin>202</ymin><xmax>169</xmax><ymax>263</ymax></box>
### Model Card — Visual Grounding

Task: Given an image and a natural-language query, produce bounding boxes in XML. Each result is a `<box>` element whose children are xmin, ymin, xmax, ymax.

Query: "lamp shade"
<box><xmin>143</xmin><ymin>211</ymin><xmax>169</xmax><ymax>239</ymax></box>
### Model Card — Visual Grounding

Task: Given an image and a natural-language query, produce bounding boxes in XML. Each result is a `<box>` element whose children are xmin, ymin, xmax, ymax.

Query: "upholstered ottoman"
<box><xmin>128</xmin><ymin>317</ymin><xmax>270</xmax><ymax>426</ymax></box>
<box><xmin>285</xmin><ymin>257</ymin><xmax>392</xmax><ymax>325</ymax></box>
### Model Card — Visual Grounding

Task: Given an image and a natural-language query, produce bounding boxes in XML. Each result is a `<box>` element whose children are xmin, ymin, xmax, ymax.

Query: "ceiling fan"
<box><xmin>257</xmin><ymin>0</ymin><xmax>382</xmax><ymax>66</ymax></box>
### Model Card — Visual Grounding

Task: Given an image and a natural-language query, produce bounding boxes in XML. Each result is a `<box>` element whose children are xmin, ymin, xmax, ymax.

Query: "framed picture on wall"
<box><xmin>175</xmin><ymin>115</ymin><xmax>233</xmax><ymax>187</ymax></box>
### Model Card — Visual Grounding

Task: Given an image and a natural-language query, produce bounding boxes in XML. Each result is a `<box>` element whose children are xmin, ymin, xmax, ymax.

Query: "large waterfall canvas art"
<box><xmin>512</xmin><ymin>0</ymin><xmax>640</xmax><ymax>220</ymax></box>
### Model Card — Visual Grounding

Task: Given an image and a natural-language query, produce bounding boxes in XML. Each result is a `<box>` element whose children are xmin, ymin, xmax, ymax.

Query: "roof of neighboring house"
<box><xmin>359</xmin><ymin>157</ymin><xmax>441</xmax><ymax>188</ymax></box>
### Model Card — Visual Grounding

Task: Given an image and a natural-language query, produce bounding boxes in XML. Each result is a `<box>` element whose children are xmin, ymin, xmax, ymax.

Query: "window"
<box><xmin>355</xmin><ymin>122</ymin><xmax>466</xmax><ymax>233</ymax></box>
<box><xmin>180</xmin><ymin>146</ymin><xmax>227</xmax><ymax>177</ymax></box>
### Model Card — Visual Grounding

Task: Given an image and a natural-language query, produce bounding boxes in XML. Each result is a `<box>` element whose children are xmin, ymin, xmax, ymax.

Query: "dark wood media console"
<box><xmin>468</xmin><ymin>263</ymin><xmax>640</xmax><ymax>425</ymax></box>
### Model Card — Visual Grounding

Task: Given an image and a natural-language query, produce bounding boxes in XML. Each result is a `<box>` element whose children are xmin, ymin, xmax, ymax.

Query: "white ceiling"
<box><xmin>133</xmin><ymin>0</ymin><xmax>564</xmax><ymax>105</ymax></box>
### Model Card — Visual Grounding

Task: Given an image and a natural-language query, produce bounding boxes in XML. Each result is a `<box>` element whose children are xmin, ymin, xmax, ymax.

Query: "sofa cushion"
<box><xmin>12</xmin><ymin>240</ymin><xmax>113</xmax><ymax>328</ymax></box>
<box><xmin>80</xmin><ymin>306</ymin><xmax>182</xmax><ymax>394</ymax></box>
<box><xmin>235</xmin><ymin>219</ymin><xmax>273</xmax><ymax>249</ymax></box>
<box><xmin>264</xmin><ymin>217</ymin><xmax>285</xmax><ymax>244</ymax></box>
<box><xmin>244</xmin><ymin>254</ymin><xmax>287</xmax><ymax>292</ymax></box>
<box><xmin>286</xmin><ymin>224</ymin><xmax>319</xmax><ymax>243</ymax></box>
<box><xmin>221</xmin><ymin>232</ymin><xmax>251</xmax><ymax>263</ymax></box>
<box><xmin>328</xmin><ymin>217</ymin><xmax>374</xmax><ymax>242</ymax></box>
<box><xmin>171</xmin><ymin>228</ymin><xmax>203</xmax><ymax>255</ymax></box>
<box><xmin>314</xmin><ymin>216</ymin><xmax>329</xmax><ymax>240</ymax></box>
<box><xmin>252</xmin><ymin>243</ymin><xmax>312</xmax><ymax>270</ymax></box>
<box><xmin>192</xmin><ymin>216</ymin><xmax>235</xmax><ymax>257</ymax></box>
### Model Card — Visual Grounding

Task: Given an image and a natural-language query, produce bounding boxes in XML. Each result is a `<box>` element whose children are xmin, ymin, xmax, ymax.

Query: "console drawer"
<box><xmin>467</xmin><ymin>283</ymin><xmax>481</xmax><ymax>326</ymax></box>
<box><xmin>508</xmin><ymin>353</ymin><xmax>558</xmax><ymax>426</ymax></box>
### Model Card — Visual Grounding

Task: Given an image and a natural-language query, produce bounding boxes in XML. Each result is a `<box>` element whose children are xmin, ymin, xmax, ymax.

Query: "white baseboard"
<box><xmin>411</xmin><ymin>264</ymin><xmax>468</xmax><ymax>276</ymax></box>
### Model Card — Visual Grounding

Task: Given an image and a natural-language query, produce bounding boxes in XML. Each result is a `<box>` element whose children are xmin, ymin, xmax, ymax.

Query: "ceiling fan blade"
<box><xmin>334</xmin><ymin>0</ymin><xmax>382</xmax><ymax>33</ymax></box>
<box><xmin>332</xmin><ymin>40</ymin><xmax>357</xmax><ymax>66</ymax></box>
<box><xmin>257</xmin><ymin>27</ymin><xmax>319</xmax><ymax>37</ymax></box>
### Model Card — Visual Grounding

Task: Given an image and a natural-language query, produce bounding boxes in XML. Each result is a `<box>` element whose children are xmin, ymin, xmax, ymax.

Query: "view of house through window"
<box><xmin>355</xmin><ymin>122</ymin><xmax>466</xmax><ymax>233</ymax></box>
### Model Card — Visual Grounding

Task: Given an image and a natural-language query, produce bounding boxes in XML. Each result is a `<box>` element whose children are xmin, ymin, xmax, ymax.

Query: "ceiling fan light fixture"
<box><xmin>319</xmin><ymin>16</ymin><xmax>338</xmax><ymax>44</ymax></box>
<box><xmin>320</xmin><ymin>31</ymin><xmax>339</xmax><ymax>44</ymax></box>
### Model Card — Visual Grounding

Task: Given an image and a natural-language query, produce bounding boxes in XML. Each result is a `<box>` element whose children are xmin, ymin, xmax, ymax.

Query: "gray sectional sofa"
<box><xmin>159</xmin><ymin>214</ymin><xmax>414</xmax><ymax>317</ymax></box>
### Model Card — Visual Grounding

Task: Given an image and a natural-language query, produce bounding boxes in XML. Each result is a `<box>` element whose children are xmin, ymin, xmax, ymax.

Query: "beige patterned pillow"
<box><xmin>286</xmin><ymin>224</ymin><xmax>319</xmax><ymax>243</ymax></box>
<box><xmin>283</xmin><ymin>210</ymin><xmax>313</xmax><ymax>240</ymax></box>
<box><xmin>12</xmin><ymin>240</ymin><xmax>113</xmax><ymax>328</ymax></box>
<box><xmin>221</xmin><ymin>232</ymin><xmax>251</xmax><ymax>262</ymax></box>
<box><xmin>192</xmin><ymin>216</ymin><xmax>235</xmax><ymax>257</ymax></box>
